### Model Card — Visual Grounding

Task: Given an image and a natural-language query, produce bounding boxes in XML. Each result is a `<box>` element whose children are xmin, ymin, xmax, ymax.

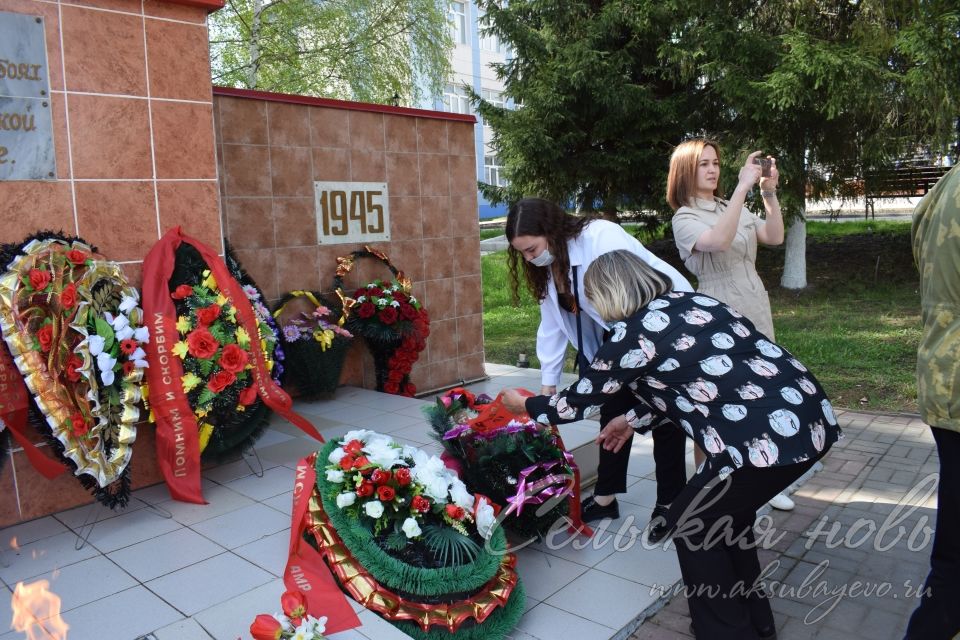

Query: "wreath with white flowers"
<box><xmin>0</xmin><ymin>233</ymin><xmax>148</xmax><ymax>508</ymax></box>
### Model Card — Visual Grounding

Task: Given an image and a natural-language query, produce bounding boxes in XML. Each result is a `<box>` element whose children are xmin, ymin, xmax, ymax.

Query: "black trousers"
<box><xmin>905</xmin><ymin>426</ymin><xmax>960</xmax><ymax>640</ymax></box>
<box><xmin>667</xmin><ymin>455</ymin><xmax>822</xmax><ymax>640</ymax></box>
<box><xmin>595</xmin><ymin>392</ymin><xmax>688</xmax><ymax>503</ymax></box>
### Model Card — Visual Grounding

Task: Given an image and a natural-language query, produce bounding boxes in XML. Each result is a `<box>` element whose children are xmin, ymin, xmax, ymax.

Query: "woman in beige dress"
<box><xmin>668</xmin><ymin>139</ymin><xmax>795</xmax><ymax>512</ymax></box>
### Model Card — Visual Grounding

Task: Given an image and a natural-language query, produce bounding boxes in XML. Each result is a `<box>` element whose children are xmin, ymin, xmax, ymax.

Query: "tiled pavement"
<box><xmin>629</xmin><ymin>411</ymin><xmax>938</xmax><ymax>640</ymax></box>
<box><xmin>0</xmin><ymin>364</ymin><xmax>935</xmax><ymax>640</ymax></box>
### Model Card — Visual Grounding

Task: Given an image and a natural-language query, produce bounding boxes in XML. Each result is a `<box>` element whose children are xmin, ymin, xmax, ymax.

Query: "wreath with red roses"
<box><xmin>334</xmin><ymin>248</ymin><xmax>429</xmax><ymax>397</ymax></box>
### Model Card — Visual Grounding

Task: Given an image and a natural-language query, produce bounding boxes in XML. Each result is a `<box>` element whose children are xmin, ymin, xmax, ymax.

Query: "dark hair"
<box><xmin>505</xmin><ymin>198</ymin><xmax>593</xmax><ymax>302</ymax></box>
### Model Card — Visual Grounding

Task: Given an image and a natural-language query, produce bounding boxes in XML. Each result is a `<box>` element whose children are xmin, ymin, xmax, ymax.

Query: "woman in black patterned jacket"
<box><xmin>503</xmin><ymin>250</ymin><xmax>842</xmax><ymax>640</ymax></box>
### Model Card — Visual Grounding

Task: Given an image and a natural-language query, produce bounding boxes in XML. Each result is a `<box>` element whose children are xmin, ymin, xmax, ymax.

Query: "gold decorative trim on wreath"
<box><xmin>307</xmin><ymin>492</ymin><xmax>519</xmax><ymax>632</ymax></box>
<box><xmin>333</xmin><ymin>246</ymin><xmax>413</xmax><ymax>321</ymax></box>
<box><xmin>0</xmin><ymin>239</ymin><xmax>142</xmax><ymax>488</ymax></box>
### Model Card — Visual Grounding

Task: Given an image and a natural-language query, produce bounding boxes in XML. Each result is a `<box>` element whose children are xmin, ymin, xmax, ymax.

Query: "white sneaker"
<box><xmin>768</xmin><ymin>492</ymin><xmax>795</xmax><ymax>511</ymax></box>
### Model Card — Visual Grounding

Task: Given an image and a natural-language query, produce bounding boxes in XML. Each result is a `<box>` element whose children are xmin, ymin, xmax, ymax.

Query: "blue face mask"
<box><xmin>529</xmin><ymin>248</ymin><xmax>554</xmax><ymax>267</ymax></box>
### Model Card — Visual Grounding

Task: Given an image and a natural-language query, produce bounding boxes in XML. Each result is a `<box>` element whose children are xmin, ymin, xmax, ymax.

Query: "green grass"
<box><xmin>480</xmin><ymin>228</ymin><xmax>505</xmax><ymax>241</ymax></box>
<box><xmin>482</xmin><ymin>223</ymin><xmax>920</xmax><ymax>413</ymax></box>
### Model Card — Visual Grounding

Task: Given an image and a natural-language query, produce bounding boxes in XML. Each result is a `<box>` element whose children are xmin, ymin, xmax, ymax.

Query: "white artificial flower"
<box><xmin>375</xmin><ymin>298</ymin><xmax>388</xmax><ymax>308</ymax></box>
<box><xmin>272</xmin><ymin>612</ymin><xmax>293</xmax><ymax>631</ymax></box>
<box><xmin>131</xmin><ymin>347</ymin><xmax>146</xmax><ymax>361</ymax></box>
<box><xmin>475</xmin><ymin>499</ymin><xmax>497</xmax><ymax>540</ymax></box>
<box><xmin>0</xmin><ymin>417</ymin><xmax>7</xmax><ymax>433</ymax></box>
<box><xmin>335</xmin><ymin>492</ymin><xmax>356</xmax><ymax>508</ymax></box>
<box><xmin>97</xmin><ymin>352</ymin><xmax>117</xmax><ymax>374</ymax></box>
<box><xmin>402</xmin><ymin>517</ymin><xmax>422</xmax><ymax>538</ymax></box>
<box><xmin>449</xmin><ymin>479</ymin><xmax>474</xmax><ymax>510</ymax></box>
<box><xmin>118</xmin><ymin>295</ymin><xmax>138</xmax><ymax>313</ymax></box>
<box><xmin>325</xmin><ymin>469</ymin><xmax>345</xmax><ymax>483</ymax></box>
<box><xmin>341</xmin><ymin>429</ymin><xmax>374</xmax><ymax>443</ymax></box>
<box><xmin>310</xmin><ymin>615</ymin><xmax>327</xmax><ymax>634</ymax></box>
<box><xmin>363</xmin><ymin>438</ymin><xmax>402</xmax><ymax>469</ymax></box>
<box><xmin>356</xmin><ymin>295</ymin><xmax>366</xmax><ymax>303</ymax></box>
<box><xmin>88</xmin><ymin>334</ymin><xmax>105</xmax><ymax>356</ymax></box>
<box><xmin>134</xmin><ymin>358</ymin><xmax>149</xmax><ymax>369</ymax></box>
<box><xmin>104</xmin><ymin>311</ymin><xmax>115</xmax><ymax>324</ymax></box>
<box><xmin>364</xmin><ymin>500</ymin><xmax>384</xmax><ymax>519</ymax></box>
<box><xmin>133</xmin><ymin>326</ymin><xmax>150</xmax><ymax>343</ymax></box>
<box><xmin>390</xmin><ymin>300</ymin><xmax>400</xmax><ymax>308</ymax></box>
<box><xmin>111</xmin><ymin>313</ymin><xmax>130</xmax><ymax>332</ymax></box>
<box><xmin>328</xmin><ymin>447</ymin><xmax>347</xmax><ymax>464</ymax></box>
<box><xmin>100</xmin><ymin>368</ymin><xmax>115</xmax><ymax>386</ymax></box>
<box><xmin>409</xmin><ymin>296</ymin><xmax>417</xmax><ymax>305</ymax></box>
<box><xmin>115</xmin><ymin>325</ymin><xmax>134</xmax><ymax>341</ymax></box>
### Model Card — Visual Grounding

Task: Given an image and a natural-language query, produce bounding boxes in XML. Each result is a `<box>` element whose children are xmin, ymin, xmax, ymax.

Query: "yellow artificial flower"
<box><xmin>226</xmin><ymin>306</ymin><xmax>237</xmax><ymax>323</ymax></box>
<box><xmin>216</xmin><ymin>293</ymin><xmax>228</xmax><ymax>307</ymax></box>
<box><xmin>235</xmin><ymin>326</ymin><xmax>251</xmax><ymax>348</ymax></box>
<box><xmin>202</xmin><ymin>271</ymin><xmax>218</xmax><ymax>291</ymax></box>
<box><xmin>197</xmin><ymin>423</ymin><xmax>214</xmax><ymax>453</ymax></box>
<box><xmin>196</xmin><ymin>407</ymin><xmax>209</xmax><ymax>418</ymax></box>
<box><xmin>314</xmin><ymin>328</ymin><xmax>334</xmax><ymax>352</ymax></box>
<box><xmin>176</xmin><ymin>315</ymin><xmax>192</xmax><ymax>333</ymax></box>
<box><xmin>181</xmin><ymin>372</ymin><xmax>202</xmax><ymax>392</ymax></box>
<box><xmin>172</xmin><ymin>341</ymin><xmax>190</xmax><ymax>359</ymax></box>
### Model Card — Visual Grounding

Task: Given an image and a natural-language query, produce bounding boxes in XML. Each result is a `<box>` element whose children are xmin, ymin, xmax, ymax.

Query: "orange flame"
<box><xmin>10</xmin><ymin>580</ymin><xmax>69</xmax><ymax>640</ymax></box>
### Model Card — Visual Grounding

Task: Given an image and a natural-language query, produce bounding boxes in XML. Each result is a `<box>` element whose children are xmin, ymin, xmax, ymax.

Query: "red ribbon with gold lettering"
<box><xmin>285</xmin><ymin>454</ymin><xmax>360</xmax><ymax>634</ymax></box>
<box><xmin>0</xmin><ymin>344</ymin><xmax>67</xmax><ymax>479</ymax></box>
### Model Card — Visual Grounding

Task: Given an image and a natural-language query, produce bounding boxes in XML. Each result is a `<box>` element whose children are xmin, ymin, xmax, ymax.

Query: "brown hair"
<box><xmin>505</xmin><ymin>198</ymin><xmax>592</xmax><ymax>303</ymax></box>
<box><xmin>666</xmin><ymin>139</ymin><xmax>722</xmax><ymax>211</ymax></box>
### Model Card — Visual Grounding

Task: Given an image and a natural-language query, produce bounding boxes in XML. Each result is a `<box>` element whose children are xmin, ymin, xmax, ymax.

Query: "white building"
<box><xmin>421</xmin><ymin>1</ymin><xmax>512</xmax><ymax>219</ymax></box>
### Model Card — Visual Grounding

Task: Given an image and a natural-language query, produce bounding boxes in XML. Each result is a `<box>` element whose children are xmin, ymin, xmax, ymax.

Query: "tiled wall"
<box><xmin>214</xmin><ymin>91</ymin><xmax>486</xmax><ymax>396</ymax></box>
<box><xmin>0</xmin><ymin>0</ymin><xmax>220</xmax><ymax>526</ymax></box>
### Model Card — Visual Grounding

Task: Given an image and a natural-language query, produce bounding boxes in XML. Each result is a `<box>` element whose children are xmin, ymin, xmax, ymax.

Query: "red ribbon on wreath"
<box><xmin>458</xmin><ymin>389</ymin><xmax>592</xmax><ymax>538</ymax></box>
<box><xmin>143</xmin><ymin>227</ymin><xmax>325</xmax><ymax>503</ymax></box>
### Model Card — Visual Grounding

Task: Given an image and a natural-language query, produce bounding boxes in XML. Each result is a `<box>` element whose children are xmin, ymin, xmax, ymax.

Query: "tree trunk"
<box><xmin>247</xmin><ymin>0</ymin><xmax>263</xmax><ymax>88</ymax></box>
<box><xmin>780</xmin><ymin>212</ymin><xmax>807</xmax><ymax>289</ymax></box>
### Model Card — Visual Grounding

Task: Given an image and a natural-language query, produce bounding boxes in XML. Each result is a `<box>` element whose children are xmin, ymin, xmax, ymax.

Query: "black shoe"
<box><xmin>690</xmin><ymin>620</ymin><xmax>776</xmax><ymax>639</ymax></box>
<box><xmin>647</xmin><ymin>503</ymin><xmax>672</xmax><ymax>544</ymax></box>
<box><xmin>581</xmin><ymin>496</ymin><xmax>619</xmax><ymax>522</ymax></box>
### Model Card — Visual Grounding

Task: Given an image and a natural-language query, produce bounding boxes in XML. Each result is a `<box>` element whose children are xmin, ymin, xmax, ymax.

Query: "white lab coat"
<box><xmin>537</xmin><ymin>220</ymin><xmax>693</xmax><ymax>387</ymax></box>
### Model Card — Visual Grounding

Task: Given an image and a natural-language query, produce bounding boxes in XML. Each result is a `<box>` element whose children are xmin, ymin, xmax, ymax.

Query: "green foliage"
<box><xmin>209</xmin><ymin>0</ymin><xmax>453</xmax><ymax>103</ymax></box>
<box><xmin>474</xmin><ymin>0</ymin><xmax>698</xmax><ymax>216</ymax></box>
<box><xmin>420</xmin><ymin>523</ymin><xmax>481</xmax><ymax>567</ymax></box>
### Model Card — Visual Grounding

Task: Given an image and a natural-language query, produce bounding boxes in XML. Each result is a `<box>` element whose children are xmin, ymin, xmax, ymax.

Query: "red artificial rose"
<box><xmin>377</xmin><ymin>485</ymin><xmax>396</xmax><ymax>502</ymax></box>
<box><xmin>420</xmin><ymin>309</ymin><xmax>430</xmax><ymax>322</ymax></box>
<box><xmin>207</xmin><ymin>369</ymin><xmax>236</xmax><ymax>394</ymax></box>
<box><xmin>65</xmin><ymin>354</ymin><xmax>83</xmax><ymax>382</ymax></box>
<box><xmin>371</xmin><ymin>469</ymin><xmax>392</xmax><ymax>486</ymax></box>
<box><xmin>356</xmin><ymin>480</ymin><xmax>375</xmax><ymax>498</ymax></box>
<box><xmin>379</xmin><ymin>307</ymin><xmax>398</xmax><ymax>325</ymax></box>
<box><xmin>186</xmin><ymin>327</ymin><xmax>219</xmax><ymax>359</ymax></box>
<box><xmin>357</xmin><ymin>302</ymin><xmax>376</xmax><ymax>319</ymax></box>
<box><xmin>172</xmin><ymin>284</ymin><xmax>193</xmax><ymax>300</ymax></box>
<box><xmin>399</xmin><ymin>303</ymin><xmax>417</xmax><ymax>320</ymax></box>
<box><xmin>280</xmin><ymin>590</ymin><xmax>307</xmax><ymax>624</ymax></box>
<box><xmin>120</xmin><ymin>338</ymin><xmax>138</xmax><ymax>355</ymax></box>
<box><xmin>196</xmin><ymin>304</ymin><xmax>221</xmax><ymax>326</ymax></box>
<box><xmin>368</xmin><ymin>287</ymin><xmax>383</xmax><ymax>297</ymax></box>
<box><xmin>353</xmin><ymin>455</ymin><xmax>370</xmax><ymax>469</ymax></box>
<box><xmin>36</xmin><ymin>324</ymin><xmax>53</xmax><ymax>352</ymax></box>
<box><xmin>249</xmin><ymin>614</ymin><xmax>283</xmax><ymax>640</ymax></box>
<box><xmin>395</xmin><ymin>468</ymin><xmax>412</xmax><ymax>486</ymax></box>
<box><xmin>383</xmin><ymin>381</ymin><xmax>400</xmax><ymax>394</ymax></box>
<box><xmin>122</xmin><ymin>360</ymin><xmax>136</xmax><ymax>376</ymax></box>
<box><xmin>343</xmin><ymin>439</ymin><xmax>364</xmax><ymax>455</ymax></box>
<box><xmin>239</xmin><ymin>384</ymin><xmax>257</xmax><ymax>406</ymax></box>
<box><xmin>219</xmin><ymin>343</ymin><xmax>249</xmax><ymax>373</ymax></box>
<box><xmin>411</xmin><ymin>495</ymin><xmax>431</xmax><ymax>513</ymax></box>
<box><xmin>28</xmin><ymin>268</ymin><xmax>51</xmax><ymax>292</ymax></box>
<box><xmin>66</xmin><ymin>249</ymin><xmax>88</xmax><ymax>266</ymax></box>
<box><xmin>404</xmin><ymin>383</ymin><xmax>417</xmax><ymax>396</ymax></box>
<box><xmin>339</xmin><ymin>455</ymin><xmax>356</xmax><ymax>471</ymax></box>
<box><xmin>392</xmin><ymin>290</ymin><xmax>405</xmax><ymax>300</ymax></box>
<box><xmin>387</xmin><ymin>369</ymin><xmax>404</xmax><ymax>383</ymax></box>
<box><xmin>445</xmin><ymin>504</ymin><xmax>466</xmax><ymax>520</ymax></box>
<box><xmin>60</xmin><ymin>283</ymin><xmax>77</xmax><ymax>310</ymax></box>
<box><xmin>70</xmin><ymin>411</ymin><xmax>89</xmax><ymax>437</ymax></box>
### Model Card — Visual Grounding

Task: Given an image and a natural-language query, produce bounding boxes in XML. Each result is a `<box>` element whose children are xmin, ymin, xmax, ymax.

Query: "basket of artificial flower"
<box><xmin>425</xmin><ymin>388</ymin><xmax>591</xmax><ymax>541</ymax></box>
<box><xmin>274</xmin><ymin>290</ymin><xmax>353</xmax><ymax>399</ymax></box>
<box><xmin>333</xmin><ymin>247</ymin><xmax>429</xmax><ymax>397</ymax></box>
<box><xmin>305</xmin><ymin>430</ymin><xmax>525</xmax><ymax>639</ymax></box>
<box><xmin>0</xmin><ymin>232</ymin><xmax>149</xmax><ymax>508</ymax></box>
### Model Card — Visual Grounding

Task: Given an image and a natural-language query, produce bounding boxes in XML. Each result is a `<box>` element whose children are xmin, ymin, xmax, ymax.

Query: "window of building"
<box><xmin>449</xmin><ymin>1</ymin><xmax>467</xmax><ymax>45</ymax></box>
<box><xmin>442</xmin><ymin>83</ymin><xmax>471</xmax><ymax>114</ymax></box>
<box><xmin>484</xmin><ymin>155</ymin><xmax>507</xmax><ymax>187</ymax></box>
<box><xmin>481</xmin><ymin>89</ymin><xmax>505</xmax><ymax>109</ymax></box>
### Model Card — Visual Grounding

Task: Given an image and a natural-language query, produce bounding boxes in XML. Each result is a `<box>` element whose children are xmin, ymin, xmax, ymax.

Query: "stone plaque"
<box><xmin>0</xmin><ymin>11</ymin><xmax>56</xmax><ymax>180</ymax></box>
<box><xmin>315</xmin><ymin>182</ymin><xmax>391</xmax><ymax>245</ymax></box>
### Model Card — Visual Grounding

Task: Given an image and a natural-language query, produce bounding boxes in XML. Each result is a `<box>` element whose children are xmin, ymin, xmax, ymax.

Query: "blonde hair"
<box><xmin>584</xmin><ymin>250</ymin><xmax>673</xmax><ymax>322</ymax></box>
<box><xmin>666</xmin><ymin>139</ymin><xmax>721</xmax><ymax>211</ymax></box>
